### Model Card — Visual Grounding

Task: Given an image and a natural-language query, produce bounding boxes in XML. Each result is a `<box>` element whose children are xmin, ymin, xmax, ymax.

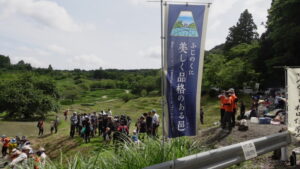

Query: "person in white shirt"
<box><xmin>151</xmin><ymin>109</ymin><xmax>160</xmax><ymax>137</ymax></box>
<box><xmin>107</xmin><ymin>109</ymin><xmax>112</xmax><ymax>116</ymax></box>
<box><xmin>36</xmin><ymin>147</ymin><xmax>47</xmax><ymax>167</ymax></box>
<box><xmin>9</xmin><ymin>145</ymin><xmax>31</xmax><ymax>169</ymax></box>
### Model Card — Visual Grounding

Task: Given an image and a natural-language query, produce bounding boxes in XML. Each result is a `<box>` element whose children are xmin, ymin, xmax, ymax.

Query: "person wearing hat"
<box><xmin>10</xmin><ymin>148</ymin><xmax>21</xmax><ymax>161</ymax></box>
<box><xmin>131</xmin><ymin>130</ymin><xmax>140</xmax><ymax>144</ymax></box>
<box><xmin>1</xmin><ymin>135</ymin><xmax>10</xmax><ymax>157</ymax></box>
<box><xmin>8</xmin><ymin>138</ymin><xmax>18</xmax><ymax>155</ymax></box>
<box><xmin>9</xmin><ymin>145</ymin><xmax>31</xmax><ymax>168</ymax></box>
<box><xmin>36</xmin><ymin>147</ymin><xmax>47</xmax><ymax>167</ymax></box>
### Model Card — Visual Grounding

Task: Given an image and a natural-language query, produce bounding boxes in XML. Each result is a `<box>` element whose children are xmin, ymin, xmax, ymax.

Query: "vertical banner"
<box><xmin>287</xmin><ymin>68</ymin><xmax>300</xmax><ymax>138</ymax></box>
<box><xmin>164</xmin><ymin>4</ymin><xmax>209</xmax><ymax>138</ymax></box>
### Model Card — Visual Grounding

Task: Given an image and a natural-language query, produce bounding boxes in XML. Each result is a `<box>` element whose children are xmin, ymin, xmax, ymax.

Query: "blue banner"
<box><xmin>165</xmin><ymin>4</ymin><xmax>207</xmax><ymax>138</ymax></box>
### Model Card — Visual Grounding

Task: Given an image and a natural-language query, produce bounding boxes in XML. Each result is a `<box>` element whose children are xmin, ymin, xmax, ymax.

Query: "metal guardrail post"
<box><xmin>144</xmin><ymin>131</ymin><xmax>291</xmax><ymax>169</ymax></box>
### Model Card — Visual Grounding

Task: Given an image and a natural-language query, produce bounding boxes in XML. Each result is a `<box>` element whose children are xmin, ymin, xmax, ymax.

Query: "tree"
<box><xmin>0</xmin><ymin>55</ymin><xmax>11</xmax><ymax>69</ymax></box>
<box><xmin>0</xmin><ymin>74</ymin><xmax>60</xmax><ymax>119</ymax></box>
<box><xmin>48</xmin><ymin>64</ymin><xmax>53</xmax><ymax>71</ymax></box>
<box><xmin>63</xmin><ymin>90</ymin><xmax>80</xmax><ymax>103</ymax></box>
<box><xmin>14</xmin><ymin>60</ymin><xmax>32</xmax><ymax>70</ymax></box>
<box><xmin>224</xmin><ymin>9</ymin><xmax>259</xmax><ymax>51</ymax></box>
<box><xmin>203</xmin><ymin>53</ymin><xmax>259</xmax><ymax>90</ymax></box>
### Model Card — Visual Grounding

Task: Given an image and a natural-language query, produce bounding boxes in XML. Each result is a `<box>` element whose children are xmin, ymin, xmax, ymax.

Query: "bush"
<box><xmin>120</xmin><ymin>93</ymin><xmax>135</xmax><ymax>102</ymax></box>
<box><xmin>140</xmin><ymin>89</ymin><xmax>147</xmax><ymax>97</ymax></box>
<box><xmin>78</xmin><ymin>83</ymin><xmax>90</xmax><ymax>91</ymax></box>
<box><xmin>74</xmin><ymin>79</ymin><xmax>84</xmax><ymax>84</ymax></box>
<box><xmin>148</xmin><ymin>90</ymin><xmax>160</xmax><ymax>96</ymax></box>
<box><xmin>90</xmin><ymin>80</ymin><xmax>117</xmax><ymax>90</ymax></box>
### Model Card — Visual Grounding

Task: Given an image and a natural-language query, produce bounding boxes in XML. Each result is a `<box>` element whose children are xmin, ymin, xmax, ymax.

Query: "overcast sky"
<box><xmin>0</xmin><ymin>0</ymin><xmax>271</xmax><ymax>70</ymax></box>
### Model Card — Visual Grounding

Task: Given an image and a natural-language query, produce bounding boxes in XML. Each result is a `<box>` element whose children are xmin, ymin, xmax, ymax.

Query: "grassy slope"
<box><xmin>1</xmin><ymin>74</ymin><xmax>256</xmax><ymax>167</ymax></box>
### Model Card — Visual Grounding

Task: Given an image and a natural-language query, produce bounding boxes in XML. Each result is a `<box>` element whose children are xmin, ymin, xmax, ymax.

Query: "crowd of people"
<box><xmin>1</xmin><ymin>135</ymin><xmax>47</xmax><ymax>169</ymax></box>
<box><xmin>246</xmin><ymin>91</ymin><xmax>287</xmax><ymax>124</ymax></box>
<box><xmin>218</xmin><ymin>88</ymin><xmax>287</xmax><ymax>131</ymax></box>
<box><xmin>68</xmin><ymin>109</ymin><xmax>160</xmax><ymax>144</ymax></box>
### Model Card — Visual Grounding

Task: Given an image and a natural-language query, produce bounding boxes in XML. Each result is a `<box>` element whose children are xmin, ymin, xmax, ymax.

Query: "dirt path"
<box><xmin>199</xmin><ymin>122</ymin><xmax>285</xmax><ymax>146</ymax></box>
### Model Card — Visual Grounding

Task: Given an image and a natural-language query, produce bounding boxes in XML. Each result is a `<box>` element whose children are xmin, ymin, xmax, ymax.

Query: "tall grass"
<box><xmin>25</xmin><ymin>137</ymin><xmax>209</xmax><ymax>169</ymax></box>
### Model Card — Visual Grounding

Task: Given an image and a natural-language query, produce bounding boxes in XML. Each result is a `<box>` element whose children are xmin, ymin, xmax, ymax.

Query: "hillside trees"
<box><xmin>258</xmin><ymin>0</ymin><xmax>300</xmax><ymax>87</ymax></box>
<box><xmin>204</xmin><ymin>9</ymin><xmax>259</xmax><ymax>90</ymax></box>
<box><xmin>0</xmin><ymin>74</ymin><xmax>60</xmax><ymax>119</ymax></box>
<box><xmin>203</xmin><ymin>53</ymin><xmax>259</xmax><ymax>90</ymax></box>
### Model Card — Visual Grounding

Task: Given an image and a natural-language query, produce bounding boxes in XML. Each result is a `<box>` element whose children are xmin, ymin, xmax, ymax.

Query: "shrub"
<box><xmin>140</xmin><ymin>89</ymin><xmax>147</xmax><ymax>97</ymax></box>
<box><xmin>120</xmin><ymin>93</ymin><xmax>135</xmax><ymax>102</ymax></box>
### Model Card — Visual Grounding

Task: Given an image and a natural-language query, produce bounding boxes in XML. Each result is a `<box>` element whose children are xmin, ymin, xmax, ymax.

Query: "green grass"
<box><xmin>26</xmin><ymin>137</ymin><xmax>211</xmax><ymax>169</ymax></box>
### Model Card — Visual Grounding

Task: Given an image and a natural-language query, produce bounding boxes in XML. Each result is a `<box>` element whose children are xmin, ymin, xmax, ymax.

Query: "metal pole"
<box><xmin>160</xmin><ymin>0</ymin><xmax>165</xmax><ymax>158</ymax></box>
<box><xmin>281</xmin><ymin>66</ymin><xmax>289</xmax><ymax>162</ymax></box>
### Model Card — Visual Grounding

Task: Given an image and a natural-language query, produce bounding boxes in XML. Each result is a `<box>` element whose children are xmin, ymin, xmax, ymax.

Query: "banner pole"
<box><xmin>160</xmin><ymin>0</ymin><xmax>166</xmax><ymax>152</ymax></box>
<box><xmin>285</xmin><ymin>66</ymin><xmax>288</xmax><ymax>125</ymax></box>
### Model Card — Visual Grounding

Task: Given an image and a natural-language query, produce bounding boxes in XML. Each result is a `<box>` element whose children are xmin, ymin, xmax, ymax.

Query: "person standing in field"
<box><xmin>137</xmin><ymin>116</ymin><xmax>147</xmax><ymax>140</ymax></box>
<box><xmin>53</xmin><ymin>116</ymin><xmax>59</xmax><ymax>134</ymax></box>
<box><xmin>64</xmin><ymin>109</ymin><xmax>69</xmax><ymax>121</ymax></box>
<box><xmin>146</xmin><ymin>112</ymin><xmax>152</xmax><ymax>135</ymax></box>
<box><xmin>70</xmin><ymin>112</ymin><xmax>78</xmax><ymax>138</ymax></box>
<box><xmin>82</xmin><ymin>116</ymin><xmax>91</xmax><ymax>143</ymax></box>
<box><xmin>229</xmin><ymin>88</ymin><xmax>238</xmax><ymax>127</ymax></box>
<box><xmin>151</xmin><ymin>109</ymin><xmax>160</xmax><ymax>137</ymax></box>
<box><xmin>218</xmin><ymin>90</ymin><xmax>226</xmax><ymax>127</ymax></box>
<box><xmin>37</xmin><ymin>120</ymin><xmax>44</xmax><ymax>136</ymax></box>
<box><xmin>222</xmin><ymin>91</ymin><xmax>234</xmax><ymax>130</ymax></box>
<box><xmin>240</xmin><ymin>101</ymin><xmax>246</xmax><ymax>119</ymax></box>
<box><xmin>200</xmin><ymin>107</ymin><xmax>204</xmax><ymax>125</ymax></box>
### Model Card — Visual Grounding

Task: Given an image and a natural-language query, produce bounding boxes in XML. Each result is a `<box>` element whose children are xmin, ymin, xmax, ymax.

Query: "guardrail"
<box><xmin>144</xmin><ymin>131</ymin><xmax>291</xmax><ymax>169</ymax></box>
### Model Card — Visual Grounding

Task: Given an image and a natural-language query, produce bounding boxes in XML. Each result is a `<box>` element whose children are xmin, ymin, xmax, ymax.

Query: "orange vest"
<box><xmin>224</xmin><ymin>97</ymin><xmax>234</xmax><ymax>112</ymax></box>
<box><xmin>230</xmin><ymin>94</ymin><xmax>238</xmax><ymax>109</ymax></box>
<box><xmin>219</xmin><ymin>95</ymin><xmax>226</xmax><ymax>109</ymax></box>
<box><xmin>3</xmin><ymin>138</ymin><xmax>10</xmax><ymax>147</ymax></box>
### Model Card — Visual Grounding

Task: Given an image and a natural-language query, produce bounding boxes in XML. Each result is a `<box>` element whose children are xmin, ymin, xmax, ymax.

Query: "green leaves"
<box><xmin>0</xmin><ymin>73</ymin><xmax>60</xmax><ymax>119</ymax></box>
<box><xmin>204</xmin><ymin>42</ymin><xmax>259</xmax><ymax>90</ymax></box>
<box><xmin>224</xmin><ymin>9</ymin><xmax>259</xmax><ymax>51</ymax></box>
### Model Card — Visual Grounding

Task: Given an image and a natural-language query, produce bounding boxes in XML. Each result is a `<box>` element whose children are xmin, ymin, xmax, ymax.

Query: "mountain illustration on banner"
<box><xmin>171</xmin><ymin>11</ymin><xmax>199</xmax><ymax>37</ymax></box>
